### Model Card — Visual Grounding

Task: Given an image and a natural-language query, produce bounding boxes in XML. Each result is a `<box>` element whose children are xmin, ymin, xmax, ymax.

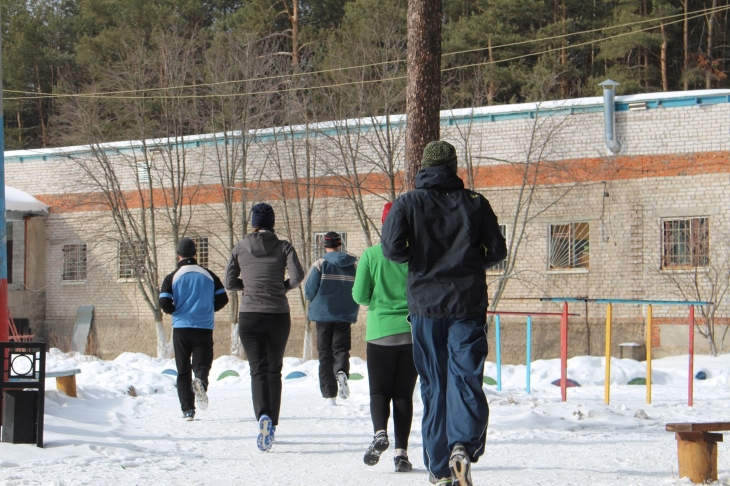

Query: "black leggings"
<box><xmin>238</xmin><ymin>312</ymin><xmax>291</xmax><ymax>426</ymax></box>
<box><xmin>366</xmin><ymin>342</ymin><xmax>418</xmax><ymax>450</ymax></box>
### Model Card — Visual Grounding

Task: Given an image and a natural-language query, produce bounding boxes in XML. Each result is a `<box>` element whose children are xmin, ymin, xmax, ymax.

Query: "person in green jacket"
<box><xmin>352</xmin><ymin>202</ymin><xmax>418</xmax><ymax>473</ymax></box>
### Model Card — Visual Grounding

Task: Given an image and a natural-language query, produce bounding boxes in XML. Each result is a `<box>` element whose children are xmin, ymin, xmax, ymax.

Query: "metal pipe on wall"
<box><xmin>599</xmin><ymin>79</ymin><xmax>621</xmax><ymax>154</ymax></box>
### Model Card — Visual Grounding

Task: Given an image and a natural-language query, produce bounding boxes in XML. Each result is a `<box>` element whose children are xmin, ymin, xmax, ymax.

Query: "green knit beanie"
<box><xmin>421</xmin><ymin>140</ymin><xmax>458</xmax><ymax>173</ymax></box>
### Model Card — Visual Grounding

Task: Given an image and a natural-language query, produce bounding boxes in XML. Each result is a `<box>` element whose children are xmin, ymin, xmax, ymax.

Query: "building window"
<box><xmin>62</xmin><ymin>244</ymin><xmax>87</xmax><ymax>282</ymax></box>
<box><xmin>118</xmin><ymin>241</ymin><xmax>146</xmax><ymax>279</ymax></box>
<box><xmin>549</xmin><ymin>222</ymin><xmax>589</xmax><ymax>270</ymax></box>
<box><xmin>487</xmin><ymin>224</ymin><xmax>508</xmax><ymax>272</ymax></box>
<box><xmin>662</xmin><ymin>217</ymin><xmax>709</xmax><ymax>269</ymax></box>
<box><xmin>313</xmin><ymin>232</ymin><xmax>348</xmax><ymax>262</ymax></box>
<box><xmin>137</xmin><ymin>161</ymin><xmax>150</xmax><ymax>184</ymax></box>
<box><xmin>191</xmin><ymin>237</ymin><xmax>209</xmax><ymax>267</ymax></box>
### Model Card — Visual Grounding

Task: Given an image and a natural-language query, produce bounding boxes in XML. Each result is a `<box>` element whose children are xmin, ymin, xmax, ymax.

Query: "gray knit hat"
<box><xmin>421</xmin><ymin>140</ymin><xmax>458</xmax><ymax>173</ymax></box>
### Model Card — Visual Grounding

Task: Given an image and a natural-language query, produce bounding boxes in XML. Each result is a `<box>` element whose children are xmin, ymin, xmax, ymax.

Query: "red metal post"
<box><xmin>560</xmin><ymin>301</ymin><xmax>568</xmax><ymax>402</ymax></box>
<box><xmin>688</xmin><ymin>305</ymin><xmax>694</xmax><ymax>407</ymax></box>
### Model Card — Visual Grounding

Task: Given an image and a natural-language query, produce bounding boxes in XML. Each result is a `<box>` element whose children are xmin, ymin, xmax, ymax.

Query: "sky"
<box><xmin>1</xmin><ymin>349</ymin><xmax>729</xmax><ymax>485</ymax></box>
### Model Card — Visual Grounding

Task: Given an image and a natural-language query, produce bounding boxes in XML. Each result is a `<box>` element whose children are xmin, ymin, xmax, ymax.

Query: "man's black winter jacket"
<box><xmin>381</xmin><ymin>166</ymin><xmax>507</xmax><ymax>319</ymax></box>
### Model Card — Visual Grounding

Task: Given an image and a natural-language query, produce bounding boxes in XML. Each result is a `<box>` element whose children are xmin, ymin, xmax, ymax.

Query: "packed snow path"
<box><xmin>1</xmin><ymin>351</ymin><xmax>729</xmax><ymax>485</ymax></box>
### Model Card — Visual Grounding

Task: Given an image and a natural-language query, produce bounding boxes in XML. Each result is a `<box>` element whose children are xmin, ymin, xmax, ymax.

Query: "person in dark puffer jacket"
<box><xmin>382</xmin><ymin>140</ymin><xmax>507</xmax><ymax>486</ymax></box>
<box><xmin>160</xmin><ymin>237</ymin><xmax>229</xmax><ymax>421</ymax></box>
<box><xmin>225</xmin><ymin>203</ymin><xmax>305</xmax><ymax>451</ymax></box>
<box><xmin>303</xmin><ymin>231</ymin><xmax>359</xmax><ymax>404</ymax></box>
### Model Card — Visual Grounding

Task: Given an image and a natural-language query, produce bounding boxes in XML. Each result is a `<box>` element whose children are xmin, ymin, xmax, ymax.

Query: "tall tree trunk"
<box><xmin>660</xmin><ymin>21</ymin><xmax>669</xmax><ymax>91</ymax></box>
<box><xmin>706</xmin><ymin>0</ymin><xmax>718</xmax><ymax>89</ymax></box>
<box><xmin>292</xmin><ymin>0</ymin><xmax>300</xmax><ymax>68</ymax></box>
<box><xmin>35</xmin><ymin>64</ymin><xmax>48</xmax><ymax>147</ymax></box>
<box><xmin>683</xmin><ymin>0</ymin><xmax>689</xmax><ymax>90</ymax></box>
<box><xmin>405</xmin><ymin>0</ymin><xmax>442</xmax><ymax>191</ymax></box>
<box><xmin>560</xmin><ymin>1</ymin><xmax>568</xmax><ymax>99</ymax></box>
<box><xmin>16</xmin><ymin>111</ymin><xmax>22</xmax><ymax>144</ymax></box>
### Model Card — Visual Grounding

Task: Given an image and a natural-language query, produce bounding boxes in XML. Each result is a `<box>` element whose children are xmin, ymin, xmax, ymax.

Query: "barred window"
<box><xmin>118</xmin><ymin>241</ymin><xmax>146</xmax><ymax>279</ymax></box>
<box><xmin>486</xmin><ymin>225</ymin><xmax>508</xmax><ymax>272</ymax></box>
<box><xmin>549</xmin><ymin>222</ymin><xmax>589</xmax><ymax>270</ymax></box>
<box><xmin>62</xmin><ymin>244</ymin><xmax>87</xmax><ymax>281</ymax></box>
<box><xmin>191</xmin><ymin>237</ymin><xmax>209</xmax><ymax>267</ymax></box>
<box><xmin>662</xmin><ymin>217</ymin><xmax>709</xmax><ymax>269</ymax></box>
<box><xmin>313</xmin><ymin>232</ymin><xmax>348</xmax><ymax>262</ymax></box>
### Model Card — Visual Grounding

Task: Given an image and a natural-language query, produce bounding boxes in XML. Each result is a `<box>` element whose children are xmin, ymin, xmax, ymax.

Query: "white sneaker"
<box><xmin>324</xmin><ymin>397</ymin><xmax>337</xmax><ymax>406</ymax></box>
<box><xmin>336</xmin><ymin>371</ymin><xmax>350</xmax><ymax>399</ymax></box>
<box><xmin>192</xmin><ymin>378</ymin><xmax>208</xmax><ymax>411</ymax></box>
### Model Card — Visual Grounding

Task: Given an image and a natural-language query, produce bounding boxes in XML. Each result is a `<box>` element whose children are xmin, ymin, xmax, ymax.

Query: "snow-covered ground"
<box><xmin>2</xmin><ymin>349</ymin><xmax>730</xmax><ymax>485</ymax></box>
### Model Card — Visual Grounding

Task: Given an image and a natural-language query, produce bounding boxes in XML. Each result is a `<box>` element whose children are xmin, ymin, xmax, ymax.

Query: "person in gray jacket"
<box><xmin>225</xmin><ymin>203</ymin><xmax>304</xmax><ymax>452</ymax></box>
<box><xmin>303</xmin><ymin>231</ymin><xmax>359</xmax><ymax>404</ymax></box>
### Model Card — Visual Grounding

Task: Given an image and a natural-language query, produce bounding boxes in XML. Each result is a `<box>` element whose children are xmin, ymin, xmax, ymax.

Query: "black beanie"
<box><xmin>323</xmin><ymin>231</ymin><xmax>341</xmax><ymax>248</ymax></box>
<box><xmin>177</xmin><ymin>237</ymin><xmax>196</xmax><ymax>258</ymax></box>
<box><xmin>251</xmin><ymin>203</ymin><xmax>275</xmax><ymax>230</ymax></box>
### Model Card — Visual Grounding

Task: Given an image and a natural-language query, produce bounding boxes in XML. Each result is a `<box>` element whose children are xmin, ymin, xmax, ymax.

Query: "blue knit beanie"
<box><xmin>251</xmin><ymin>203</ymin><xmax>275</xmax><ymax>230</ymax></box>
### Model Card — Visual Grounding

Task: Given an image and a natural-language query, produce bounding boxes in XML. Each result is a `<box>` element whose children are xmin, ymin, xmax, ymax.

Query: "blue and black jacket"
<box><xmin>159</xmin><ymin>258</ymin><xmax>229</xmax><ymax>329</ymax></box>
<box><xmin>304</xmin><ymin>252</ymin><xmax>359</xmax><ymax>323</ymax></box>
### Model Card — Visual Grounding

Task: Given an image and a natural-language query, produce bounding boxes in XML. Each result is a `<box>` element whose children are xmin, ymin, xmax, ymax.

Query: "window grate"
<box><xmin>62</xmin><ymin>244</ymin><xmax>87</xmax><ymax>281</ymax></box>
<box><xmin>118</xmin><ymin>241</ymin><xmax>146</xmax><ymax>279</ymax></box>
<box><xmin>549</xmin><ymin>222</ymin><xmax>589</xmax><ymax>270</ymax></box>
<box><xmin>662</xmin><ymin>217</ymin><xmax>709</xmax><ymax>269</ymax></box>
<box><xmin>191</xmin><ymin>237</ymin><xmax>209</xmax><ymax>267</ymax></box>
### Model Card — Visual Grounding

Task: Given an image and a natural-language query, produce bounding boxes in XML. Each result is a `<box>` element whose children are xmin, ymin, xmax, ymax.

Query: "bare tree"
<box><xmin>655</xmin><ymin>222</ymin><xmax>730</xmax><ymax>355</ymax></box>
<box><xmin>198</xmin><ymin>34</ymin><xmax>285</xmax><ymax>355</ymax></box>
<box><xmin>256</xmin><ymin>82</ymin><xmax>320</xmax><ymax>360</ymax></box>
<box><xmin>316</xmin><ymin>10</ymin><xmax>408</xmax><ymax>243</ymax></box>
<box><xmin>53</xmin><ymin>28</ymin><xmax>205</xmax><ymax>358</ymax></box>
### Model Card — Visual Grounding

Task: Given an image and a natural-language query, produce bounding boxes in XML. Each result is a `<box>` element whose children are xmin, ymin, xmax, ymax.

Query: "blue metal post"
<box><xmin>495</xmin><ymin>314</ymin><xmax>502</xmax><ymax>391</ymax></box>
<box><xmin>526</xmin><ymin>316</ymin><xmax>532</xmax><ymax>394</ymax></box>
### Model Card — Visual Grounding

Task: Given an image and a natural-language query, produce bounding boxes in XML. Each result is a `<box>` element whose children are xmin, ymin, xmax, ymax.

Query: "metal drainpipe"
<box><xmin>599</xmin><ymin>79</ymin><xmax>621</xmax><ymax>154</ymax></box>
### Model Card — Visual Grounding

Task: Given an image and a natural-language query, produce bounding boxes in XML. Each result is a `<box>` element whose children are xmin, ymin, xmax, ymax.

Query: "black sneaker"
<box><xmin>394</xmin><ymin>449</ymin><xmax>412</xmax><ymax>472</ymax></box>
<box><xmin>363</xmin><ymin>430</ymin><xmax>389</xmax><ymax>466</ymax></box>
<box><xmin>449</xmin><ymin>444</ymin><xmax>472</xmax><ymax>486</ymax></box>
<box><xmin>182</xmin><ymin>409</ymin><xmax>195</xmax><ymax>421</ymax></box>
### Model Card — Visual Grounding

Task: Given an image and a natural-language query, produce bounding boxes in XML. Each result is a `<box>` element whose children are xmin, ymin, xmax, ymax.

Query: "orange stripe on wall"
<box><xmin>33</xmin><ymin>151</ymin><xmax>729</xmax><ymax>213</ymax></box>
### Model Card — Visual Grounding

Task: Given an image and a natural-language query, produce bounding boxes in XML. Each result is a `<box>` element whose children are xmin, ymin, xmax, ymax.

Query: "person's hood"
<box><xmin>244</xmin><ymin>231</ymin><xmax>279</xmax><ymax>257</ymax></box>
<box><xmin>415</xmin><ymin>165</ymin><xmax>465</xmax><ymax>191</ymax></box>
<box><xmin>322</xmin><ymin>251</ymin><xmax>357</xmax><ymax>267</ymax></box>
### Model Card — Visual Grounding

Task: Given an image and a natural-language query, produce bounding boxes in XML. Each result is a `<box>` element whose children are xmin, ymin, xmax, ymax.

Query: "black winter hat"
<box><xmin>177</xmin><ymin>237</ymin><xmax>196</xmax><ymax>258</ymax></box>
<box><xmin>323</xmin><ymin>231</ymin><xmax>341</xmax><ymax>248</ymax></box>
<box><xmin>251</xmin><ymin>203</ymin><xmax>275</xmax><ymax>230</ymax></box>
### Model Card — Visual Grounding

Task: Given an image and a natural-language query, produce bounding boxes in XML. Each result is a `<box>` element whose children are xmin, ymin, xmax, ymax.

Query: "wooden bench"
<box><xmin>45</xmin><ymin>369</ymin><xmax>81</xmax><ymax>398</ymax></box>
<box><xmin>666</xmin><ymin>422</ymin><xmax>730</xmax><ymax>483</ymax></box>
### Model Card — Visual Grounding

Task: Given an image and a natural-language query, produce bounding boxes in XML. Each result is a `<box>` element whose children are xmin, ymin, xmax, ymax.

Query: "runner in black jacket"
<box><xmin>382</xmin><ymin>140</ymin><xmax>507</xmax><ymax>486</ymax></box>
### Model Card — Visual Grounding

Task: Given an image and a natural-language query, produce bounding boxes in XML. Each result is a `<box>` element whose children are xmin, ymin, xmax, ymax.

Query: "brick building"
<box><xmin>5</xmin><ymin>87</ymin><xmax>730</xmax><ymax>363</ymax></box>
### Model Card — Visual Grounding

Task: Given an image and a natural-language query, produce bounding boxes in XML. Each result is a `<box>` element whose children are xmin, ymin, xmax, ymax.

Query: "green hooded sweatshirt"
<box><xmin>352</xmin><ymin>244</ymin><xmax>410</xmax><ymax>341</ymax></box>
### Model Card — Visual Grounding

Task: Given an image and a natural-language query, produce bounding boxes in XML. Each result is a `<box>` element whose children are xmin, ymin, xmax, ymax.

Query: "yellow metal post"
<box><xmin>646</xmin><ymin>305</ymin><xmax>652</xmax><ymax>404</ymax></box>
<box><xmin>605</xmin><ymin>303</ymin><xmax>612</xmax><ymax>405</ymax></box>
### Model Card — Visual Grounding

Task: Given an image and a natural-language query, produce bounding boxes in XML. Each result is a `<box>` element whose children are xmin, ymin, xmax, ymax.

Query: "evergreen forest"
<box><xmin>2</xmin><ymin>0</ymin><xmax>728</xmax><ymax>150</ymax></box>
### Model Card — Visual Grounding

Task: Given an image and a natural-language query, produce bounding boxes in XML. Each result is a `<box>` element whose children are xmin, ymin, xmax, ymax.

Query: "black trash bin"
<box><xmin>2</xmin><ymin>390</ymin><xmax>38</xmax><ymax>443</ymax></box>
<box><xmin>0</xmin><ymin>342</ymin><xmax>46</xmax><ymax>447</ymax></box>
